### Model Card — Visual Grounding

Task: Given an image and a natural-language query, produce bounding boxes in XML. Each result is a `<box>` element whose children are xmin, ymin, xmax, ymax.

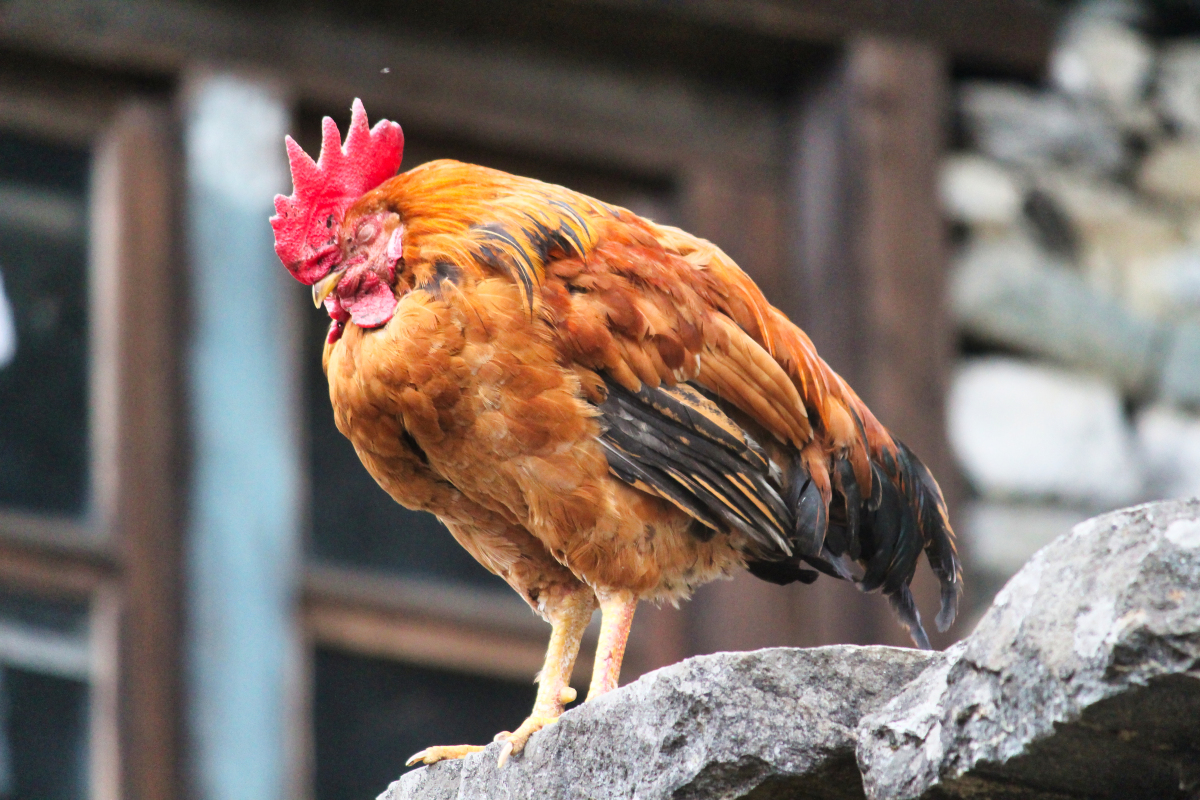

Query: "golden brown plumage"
<box><xmin>272</xmin><ymin>102</ymin><xmax>960</xmax><ymax>767</ymax></box>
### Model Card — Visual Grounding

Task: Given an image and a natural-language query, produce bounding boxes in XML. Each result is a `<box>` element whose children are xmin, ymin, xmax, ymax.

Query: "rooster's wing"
<box><xmin>529</xmin><ymin>207</ymin><xmax>960</xmax><ymax>645</ymax></box>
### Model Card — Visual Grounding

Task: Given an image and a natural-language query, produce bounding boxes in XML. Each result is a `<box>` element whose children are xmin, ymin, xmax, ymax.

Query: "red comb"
<box><xmin>271</xmin><ymin>98</ymin><xmax>404</xmax><ymax>284</ymax></box>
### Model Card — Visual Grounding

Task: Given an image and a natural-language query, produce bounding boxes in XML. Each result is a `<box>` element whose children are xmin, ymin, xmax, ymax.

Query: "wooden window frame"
<box><xmin>0</xmin><ymin>75</ymin><xmax>181</xmax><ymax>800</ymax></box>
<box><xmin>303</xmin><ymin>565</ymin><xmax>585</xmax><ymax>685</ymax></box>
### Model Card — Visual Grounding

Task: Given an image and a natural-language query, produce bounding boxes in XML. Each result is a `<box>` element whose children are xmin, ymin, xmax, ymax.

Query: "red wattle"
<box><xmin>341</xmin><ymin>270</ymin><xmax>396</xmax><ymax>329</ymax></box>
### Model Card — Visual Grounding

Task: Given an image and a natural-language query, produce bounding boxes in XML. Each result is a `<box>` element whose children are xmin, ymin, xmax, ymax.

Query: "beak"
<box><xmin>312</xmin><ymin>267</ymin><xmax>345</xmax><ymax>308</ymax></box>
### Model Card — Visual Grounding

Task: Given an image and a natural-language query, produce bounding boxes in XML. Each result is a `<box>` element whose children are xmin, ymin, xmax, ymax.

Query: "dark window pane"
<box><xmin>2</xmin><ymin>668</ymin><xmax>88</xmax><ymax>800</ymax></box>
<box><xmin>0</xmin><ymin>589</ymin><xmax>89</xmax><ymax>800</ymax></box>
<box><xmin>0</xmin><ymin>129</ymin><xmax>90</xmax><ymax>516</ymax></box>
<box><xmin>0</xmin><ymin>590</ymin><xmax>87</xmax><ymax>640</ymax></box>
<box><xmin>301</xmin><ymin>120</ymin><xmax>676</xmax><ymax>587</ymax></box>
<box><xmin>313</xmin><ymin>648</ymin><xmax>536</xmax><ymax>800</ymax></box>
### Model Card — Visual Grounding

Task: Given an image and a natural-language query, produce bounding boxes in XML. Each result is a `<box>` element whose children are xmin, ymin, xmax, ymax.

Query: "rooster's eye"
<box><xmin>356</xmin><ymin>223</ymin><xmax>378</xmax><ymax>245</ymax></box>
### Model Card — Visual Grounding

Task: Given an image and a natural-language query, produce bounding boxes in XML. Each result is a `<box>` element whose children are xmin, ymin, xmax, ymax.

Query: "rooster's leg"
<box><xmin>493</xmin><ymin>588</ymin><xmax>595</xmax><ymax>766</ymax></box>
<box><xmin>406</xmin><ymin>587</ymin><xmax>595</xmax><ymax>769</ymax></box>
<box><xmin>585</xmin><ymin>588</ymin><xmax>638</xmax><ymax>701</ymax></box>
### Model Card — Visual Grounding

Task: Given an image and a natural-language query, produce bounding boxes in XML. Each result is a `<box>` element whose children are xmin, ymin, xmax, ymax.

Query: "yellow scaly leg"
<box><xmin>406</xmin><ymin>588</ymin><xmax>596</xmax><ymax>768</ymax></box>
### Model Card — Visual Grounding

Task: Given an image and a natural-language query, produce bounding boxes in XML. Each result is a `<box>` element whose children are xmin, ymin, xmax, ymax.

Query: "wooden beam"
<box><xmin>305</xmin><ymin>602</ymin><xmax>575</xmax><ymax>684</ymax></box>
<box><xmin>302</xmin><ymin>564</ymin><xmax>550</xmax><ymax>641</ymax></box>
<box><xmin>0</xmin><ymin>0</ymin><xmax>779</xmax><ymax>175</ymax></box>
<box><xmin>0</xmin><ymin>0</ymin><xmax>1053</xmax><ymax>89</ymax></box>
<box><xmin>0</xmin><ymin>537</ymin><xmax>112</xmax><ymax>597</ymax></box>
<box><xmin>788</xmin><ymin>37</ymin><xmax>963</xmax><ymax>648</ymax></box>
<box><xmin>302</xmin><ymin>566</ymin><xmax>594</xmax><ymax>684</ymax></box>
<box><xmin>568</xmin><ymin>0</ymin><xmax>1058</xmax><ymax>74</ymax></box>
<box><xmin>681</xmin><ymin>163</ymin><xmax>787</xmax><ymax>305</ymax></box>
<box><xmin>0</xmin><ymin>509</ymin><xmax>101</xmax><ymax>556</ymax></box>
<box><xmin>92</xmin><ymin>99</ymin><xmax>183</xmax><ymax>800</ymax></box>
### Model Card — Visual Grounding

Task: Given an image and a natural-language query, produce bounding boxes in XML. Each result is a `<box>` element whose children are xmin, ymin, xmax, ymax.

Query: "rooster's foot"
<box><xmin>405</xmin><ymin>744</ymin><xmax>485</xmax><ymax>767</ymax></box>
<box><xmin>493</xmin><ymin>715</ymin><xmax>558</xmax><ymax>767</ymax></box>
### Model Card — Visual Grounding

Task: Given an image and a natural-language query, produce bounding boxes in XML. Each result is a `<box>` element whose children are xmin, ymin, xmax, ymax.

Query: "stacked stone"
<box><xmin>943</xmin><ymin>0</ymin><xmax>1200</xmax><ymax>613</ymax></box>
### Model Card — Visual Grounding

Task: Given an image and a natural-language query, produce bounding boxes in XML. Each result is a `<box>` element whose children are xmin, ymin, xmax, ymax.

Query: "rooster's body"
<box><xmin>272</xmin><ymin>102</ymin><xmax>959</xmax><ymax>767</ymax></box>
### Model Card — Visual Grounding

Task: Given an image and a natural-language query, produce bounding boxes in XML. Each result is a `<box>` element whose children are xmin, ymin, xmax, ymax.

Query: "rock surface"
<box><xmin>385</xmin><ymin>646</ymin><xmax>938</xmax><ymax>800</ymax></box>
<box><xmin>857</xmin><ymin>499</ymin><xmax>1200</xmax><ymax>800</ymax></box>
<box><xmin>390</xmin><ymin>501</ymin><xmax>1200</xmax><ymax>800</ymax></box>
<box><xmin>949</xmin><ymin>237</ymin><xmax>1165</xmax><ymax>394</ymax></box>
<box><xmin>947</xmin><ymin>357</ymin><xmax>1142</xmax><ymax>506</ymax></box>
<box><xmin>960</xmin><ymin>82</ymin><xmax>1124</xmax><ymax>174</ymax></box>
<box><xmin>1137</xmin><ymin>405</ymin><xmax>1200</xmax><ymax>500</ymax></box>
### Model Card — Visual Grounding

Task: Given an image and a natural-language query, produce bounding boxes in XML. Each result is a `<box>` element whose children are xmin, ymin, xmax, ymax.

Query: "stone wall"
<box><xmin>943</xmin><ymin>0</ymin><xmax>1200</xmax><ymax>620</ymax></box>
<box><xmin>387</xmin><ymin>499</ymin><xmax>1199</xmax><ymax>800</ymax></box>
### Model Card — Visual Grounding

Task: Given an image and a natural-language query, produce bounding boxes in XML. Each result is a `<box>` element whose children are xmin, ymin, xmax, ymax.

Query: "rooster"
<box><xmin>271</xmin><ymin>100</ymin><xmax>959</xmax><ymax>768</ymax></box>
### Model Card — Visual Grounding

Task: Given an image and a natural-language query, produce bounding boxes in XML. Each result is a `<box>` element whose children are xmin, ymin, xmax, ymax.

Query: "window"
<box><xmin>0</xmin><ymin>116</ymin><xmax>102</xmax><ymax>800</ymax></box>
<box><xmin>0</xmin><ymin>70</ymin><xmax>179</xmax><ymax>800</ymax></box>
<box><xmin>0</xmin><ymin>588</ymin><xmax>90</xmax><ymax>800</ymax></box>
<box><xmin>0</xmin><ymin>131</ymin><xmax>90</xmax><ymax>519</ymax></box>
<box><xmin>313</xmin><ymin>650</ymin><xmax>535</xmax><ymax>800</ymax></box>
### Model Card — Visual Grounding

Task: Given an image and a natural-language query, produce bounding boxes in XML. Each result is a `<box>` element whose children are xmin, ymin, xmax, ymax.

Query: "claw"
<box><xmin>497</xmin><ymin>740</ymin><xmax>515</xmax><ymax>768</ymax></box>
<box><xmin>405</xmin><ymin>744</ymin><xmax>484</xmax><ymax>767</ymax></box>
<box><xmin>492</xmin><ymin>715</ymin><xmax>558</xmax><ymax>768</ymax></box>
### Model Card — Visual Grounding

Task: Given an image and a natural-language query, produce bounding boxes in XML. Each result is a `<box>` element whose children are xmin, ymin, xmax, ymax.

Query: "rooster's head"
<box><xmin>271</xmin><ymin>99</ymin><xmax>405</xmax><ymax>338</ymax></box>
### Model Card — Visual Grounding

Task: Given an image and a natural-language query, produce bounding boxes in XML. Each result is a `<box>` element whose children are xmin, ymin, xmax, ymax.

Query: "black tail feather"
<box><xmin>793</xmin><ymin>479</ymin><xmax>828</xmax><ymax>557</ymax></box>
<box><xmin>897</xmin><ymin>442</ymin><xmax>962</xmax><ymax>632</ymax></box>
<box><xmin>888</xmin><ymin>586</ymin><xmax>931</xmax><ymax>650</ymax></box>
<box><xmin>832</xmin><ymin>459</ymin><xmax>861</xmax><ymax>555</ymax></box>
<box><xmin>858</xmin><ymin>463</ymin><xmax>900</xmax><ymax>593</ymax></box>
<box><xmin>753</xmin><ymin>438</ymin><xmax>960</xmax><ymax>650</ymax></box>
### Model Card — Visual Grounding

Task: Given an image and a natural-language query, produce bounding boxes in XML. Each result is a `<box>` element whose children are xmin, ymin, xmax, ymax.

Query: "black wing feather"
<box><xmin>593</xmin><ymin>373</ymin><xmax>960</xmax><ymax>649</ymax></box>
<box><xmin>599</xmin><ymin>379</ymin><xmax>792</xmax><ymax>555</ymax></box>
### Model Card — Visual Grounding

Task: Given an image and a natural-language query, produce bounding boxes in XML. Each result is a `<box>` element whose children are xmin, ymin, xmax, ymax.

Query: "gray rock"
<box><xmin>1136</xmin><ymin>404</ymin><xmax>1200</xmax><ymax>501</ymax></box>
<box><xmin>959</xmin><ymin>82</ymin><xmax>1125</xmax><ymax>174</ymax></box>
<box><xmin>948</xmin><ymin>358</ymin><xmax>1142</xmax><ymax>507</ymax></box>
<box><xmin>857</xmin><ymin>499</ymin><xmax>1200</xmax><ymax>800</ymax></box>
<box><xmin>939</xmin><ymin>154</ymin><xmax>1024</xmax><ymax>228</ymax></box>
<box><xmin>1122</xmin><ymin>245</ymin><xmax>1200</xmax><ymax>323</ymax></box>
<box><xmin>1034</xmin><ymin>169</ymin><xmax>1135</xmax><ymax>234</ymax></box>
<box><xmin>949</xmin><ymin>238</ymin><xmax>1166</xmax><ymax>394</ymax></box>
<box><xmin>1138</xmin><ymin>140</ymin><xmax>1200</xmax><ymax>203</ymax></box>
<box><xmin>1076</xmin><ymin>206</ymin><xmax>1182</xmax><ymax>304</ymax></box>
<box><xmin>384</xmin><ymin>646</ymin><xmax>939</xmax><ymax>800</ymax></box>
<box><xmin>1050</xmin><ymin>16</ymin><xmax>1154</xmax><ymax>115</ymax></box>
<box><xmin>1158</xmin><ymin>40</ymin><xmax>1200</xmax><ymax>138</ymax></box>
<box><xmin>1160</xmin><ymin>320</ymin><xmax>1200</xmax><ymax>408</ymax></box>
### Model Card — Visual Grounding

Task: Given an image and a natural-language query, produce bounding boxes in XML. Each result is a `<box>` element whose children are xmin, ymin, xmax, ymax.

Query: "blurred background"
<box><xmin>0</xmin><ymin>0</ymin><xmax>1198</xmax><ymax>799</ymax></box>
